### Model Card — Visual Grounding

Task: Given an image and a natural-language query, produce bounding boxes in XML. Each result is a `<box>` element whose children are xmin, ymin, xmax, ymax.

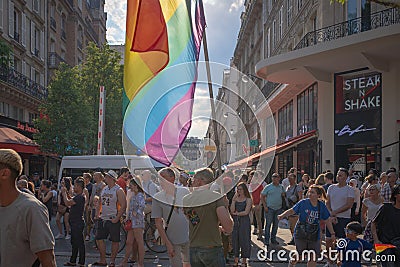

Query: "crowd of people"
<box><xmin>1</xmin><ymin>147</ymin><xmax>400</xmax><ymax>267</ymax></box>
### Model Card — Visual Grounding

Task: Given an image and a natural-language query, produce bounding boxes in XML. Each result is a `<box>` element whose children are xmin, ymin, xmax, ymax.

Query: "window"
<box><xmin>33</xmin><ymin>0</ymin><xmax>39</xmax><ymax>13</ymax></box>
<box><xmin>287</xmin><ymin>0</ymin><xmax>292</xmax><ymax>27</ymax></box>
<box><xmin>297</xmin><ymin>83</ymin><xmax>318</xmax><ymax>135</ymax></box>
<box><xmin>278</xmin><ymin>101</ymin><xmax>293</xmax><ymax>142</ymax></box>
<box><xmin>297</xmin><ymin>0</ymin><xmax>303</xmax><ymax>11</ymax></box>
<box><xmin>29</xmin><ymin>113</ymin><xmax>38</xmax><ymax>124</ymax></box>
<box><xmin>272</xmin><ymin>20</ymin><xmax>276</xmax><ymax>49</ymax></box>
<box><xmin>279</xmin><ymin>6</ymin><xmax>283</xmax><ymax>39</ymax></box>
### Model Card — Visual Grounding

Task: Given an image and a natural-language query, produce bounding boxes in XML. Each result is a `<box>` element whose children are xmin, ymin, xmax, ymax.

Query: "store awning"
<box><xmin>228</xmin><ymin>130</ymin><xmax>317</xmax><ymax>168</ymax></box>
<box><xmin>0</xmin><ymin>126</ymin><xmax>40</xmax><ymax>154</ymax></box>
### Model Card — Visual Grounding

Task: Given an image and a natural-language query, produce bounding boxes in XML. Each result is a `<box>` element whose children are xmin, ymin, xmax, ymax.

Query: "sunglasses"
<box><xmin>344</xmin><ymin>228</ymin><xmax>357</xmax><ymax>234</ymax></box>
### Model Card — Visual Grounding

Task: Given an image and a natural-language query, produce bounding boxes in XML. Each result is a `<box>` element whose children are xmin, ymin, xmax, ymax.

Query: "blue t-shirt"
<box><xmin>261</xmin><ymin>183</ymin><xmax>284</xmax><ymax>210</ymax></box>
<box><xmin>292</xmin><ymin>199</ymin><xmax>330</xmax><ymax>239</ymax></box>
<box><xmin>337</xmin><ymin>238</ymin><xmax>373</xmax><ymax>267</ymax></box>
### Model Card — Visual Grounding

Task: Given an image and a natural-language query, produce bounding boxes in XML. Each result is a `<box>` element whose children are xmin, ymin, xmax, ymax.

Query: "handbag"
<box><xmin>295</xmin><ymin>201</ymin><xmax>320</xmax><ymax>241</ymax></box>
<box><xmin>124</xmin><ymin>219</ymin><xmax>132</xmax><ymax>231</ymax></box>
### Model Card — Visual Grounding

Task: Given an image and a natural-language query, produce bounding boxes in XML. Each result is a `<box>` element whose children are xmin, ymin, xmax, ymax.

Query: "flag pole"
<box><xmin>202</xmin><ymin>29</ymin><xmax>222</xmax><ymax>172</ymax></box>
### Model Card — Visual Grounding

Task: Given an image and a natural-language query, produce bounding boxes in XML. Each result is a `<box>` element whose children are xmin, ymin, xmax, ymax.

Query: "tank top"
<box><xmin>100</xmin><ymin>184</ymin><xmax>121</xmax><ymax>220</ymax></box>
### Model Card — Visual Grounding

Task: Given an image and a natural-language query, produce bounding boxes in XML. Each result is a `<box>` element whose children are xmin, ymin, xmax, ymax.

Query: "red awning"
<box><xmin>0</xmin><ymin>126</ymin><xmax>40</xmax><ymax>154</ymax></box>
<box><xmin>228</xmin><ymin>130</ymin><xmax>317</xmax><ymax>168</ymax></box>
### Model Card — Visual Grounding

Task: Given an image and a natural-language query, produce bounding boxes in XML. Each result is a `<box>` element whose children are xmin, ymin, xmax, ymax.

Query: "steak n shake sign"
<box><xmin>334</xmin><ymin>71</ymin><xmax>382</xmax><ymax>145</ymax></box>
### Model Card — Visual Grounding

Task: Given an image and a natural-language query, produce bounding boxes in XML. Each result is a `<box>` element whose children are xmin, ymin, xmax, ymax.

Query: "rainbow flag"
<box><xmin>123</xmin><ymin>0</ymin><xmax>206</xmax><ymax>165</ymax></box>
<box><xmin>374</xmin><ymin>243</ymin><xmax>396</xmax><ymax>254</ymax></box>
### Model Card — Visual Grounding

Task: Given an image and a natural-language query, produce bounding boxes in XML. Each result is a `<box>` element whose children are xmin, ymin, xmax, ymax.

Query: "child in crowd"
<box><xmin>337</xmin><ymin>221</ymin><xmax>373</xmax><ymax>267</ymax></box>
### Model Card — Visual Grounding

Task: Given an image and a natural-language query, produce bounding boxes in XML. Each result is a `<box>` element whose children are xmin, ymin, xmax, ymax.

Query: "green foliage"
<box><xmin>34</xmin><ymin>43</ymin><xmax>123</xmax><ymax>155</ymax></box>
<box><xmin>0</xmin><ymin>40</ymin><xmax>12</xmax><ymax>68</ymax></box>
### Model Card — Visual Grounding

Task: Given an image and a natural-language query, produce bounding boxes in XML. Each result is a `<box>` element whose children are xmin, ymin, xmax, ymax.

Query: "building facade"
<box><xmin>230</xmin><ymin>0</ymin><xmax>399</xmax><ymax>179</ymax></box>
<box><xmin>0</xmin><ymin>0</ymin><xmax>106</xmax><ymax>178</ymax></box>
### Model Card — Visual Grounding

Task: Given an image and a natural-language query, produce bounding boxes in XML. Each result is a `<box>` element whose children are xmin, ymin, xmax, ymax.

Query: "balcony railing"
<box><xmin>13</xmin><ymin>32</ymin><xmax>20</xmax><ymax>43</ymax></box>
<box><xmin>295</xmin><ymin>7</ymin><xmax>400</xmax><ymax>50</ymax></box>
<box><xmin>48</xmin><ymin>52</ymin><xmax>67</xmax><ymax>68</ymax></box>
<box><xmin>50</xmin><ymin>17</ymin><xmax>57</xmax><ymax>29</ymax></box>
<box><xmin>0</xmin><ymin>65</ymin><xmax>48</xmax><ymax>100</ymax></box>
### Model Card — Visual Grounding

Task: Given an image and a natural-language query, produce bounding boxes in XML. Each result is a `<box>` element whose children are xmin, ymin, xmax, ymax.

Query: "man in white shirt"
<box><xmin>152</xmin><ymin>167</ymin><xmax>190</xmax><ymax>267</ymax></box>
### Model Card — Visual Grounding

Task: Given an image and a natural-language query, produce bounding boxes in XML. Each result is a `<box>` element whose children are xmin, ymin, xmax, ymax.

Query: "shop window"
<box><xmin>278</xmin><ymin>101</ymin><xmax>293</xmax><ymax>142</ymax></box>
<box><xmin>297</xmin><ymin>83</ymin><xmax>317</xmax><ymax>135</ymax></box>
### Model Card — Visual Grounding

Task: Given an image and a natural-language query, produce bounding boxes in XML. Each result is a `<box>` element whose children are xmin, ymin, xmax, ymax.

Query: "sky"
<box><xmin>104</xmin><ymin>0</ymin><xmax>244</xmax><ymax>138</ymax></box>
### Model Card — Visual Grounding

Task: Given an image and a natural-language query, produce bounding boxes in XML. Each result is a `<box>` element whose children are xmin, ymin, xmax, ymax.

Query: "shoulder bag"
<box><xmin>295</xmin><ymin>200</ymin><xmax>320</xmax><ymax>241</ymax></box>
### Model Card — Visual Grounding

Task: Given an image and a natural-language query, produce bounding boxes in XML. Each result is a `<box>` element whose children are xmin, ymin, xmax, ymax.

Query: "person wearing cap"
<box><xmin>94</xmin><ymin>170</ymin><xmax>127</xmax><ymax>267</ymax></box>
<box><xmin>0</xmin><ymin>149</ymin><xmax>56</xmax><ymax>267</ymax></box>
<box><xmin>183</xmin><ymin>168</ymin><xmax>233</xmax><ymax>266</ymax></box>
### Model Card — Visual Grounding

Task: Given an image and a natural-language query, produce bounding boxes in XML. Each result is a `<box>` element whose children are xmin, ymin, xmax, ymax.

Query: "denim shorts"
<box><xmin>189</xmin><ymin>246</ymin><xmax>225</xmax><ymax>267</ymax></box>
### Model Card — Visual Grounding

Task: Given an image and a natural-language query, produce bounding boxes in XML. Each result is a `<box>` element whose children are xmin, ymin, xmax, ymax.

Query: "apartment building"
<box><xmin>0</xmin><ymin>0</ymin><xmax>106</xmax><ymax>177</ymax></box>
<box><xmin>229</xmin><ymin>0</ymin><xmax>399</xmax><ymax>179</ymax></box>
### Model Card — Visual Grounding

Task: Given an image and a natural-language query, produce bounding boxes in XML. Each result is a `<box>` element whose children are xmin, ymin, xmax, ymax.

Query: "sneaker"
<box><xmin>65</xmin><ymin>234</ymin><xmax>71</xmax><ymax>240</ymax></box>
<box><xmin>55</xmin><ymin>233</ymin><xmax>64</xmax><ymax>239</ymax></box>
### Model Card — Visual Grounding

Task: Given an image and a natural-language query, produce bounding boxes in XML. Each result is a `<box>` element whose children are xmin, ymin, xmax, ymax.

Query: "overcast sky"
<box><xmin>105</xmin><ymin>0</ymin><xmax>244</xmax><ymax>138</ymax></box>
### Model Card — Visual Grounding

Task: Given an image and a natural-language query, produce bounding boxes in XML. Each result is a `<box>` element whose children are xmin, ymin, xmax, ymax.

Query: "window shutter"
<box><xmin>31</xmin><ymin>66</ymin><xmax>35</xmax><ymax>81</ymax></box>
<box><xmin>21</xmin><ymin>13</ymin><xmax>26</xmax><ymax>47</ymax></box>
<box><xmin>31</xmin><ymin>21</ymin><xmax>35</xmax><ymax>54</ymax></box>
<box><xmin>40</xmin><ymin>73</ymin><xmax>44</xmax><ymax>86</ymax></box>
<box><xmin>0</xmin><ymin>0</ymin><xmax>3</xmax><ymax>30</ymax></box>
<box><xmin>9</xmin><ymin>1</ymin><xmax>14</xmax><ymax>38</ymax></box>
<box><xmin>22</xmin><ymin>60</ymin><xmax>26</xmax><ymax>76</ymax></box>
<box><xmin>40</xmin><ymin>30</ymin><xmax>44</xmax><ymax>60</ymax></box>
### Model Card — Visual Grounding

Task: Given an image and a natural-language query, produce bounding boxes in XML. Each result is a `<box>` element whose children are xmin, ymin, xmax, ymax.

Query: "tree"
<box><xmin>34</xmin><ymin>64</ymin><xmax>91</xmax><ymax>155</ymax></box>
<box><xmin>78</xmin><ymin>43</ymin><xmax>124</xmax><ymax>154</ymax></box>
<box><xmin>34</xmin><ymin>43</ymin><xmax>124</xmax><ymax>155</ymax></box>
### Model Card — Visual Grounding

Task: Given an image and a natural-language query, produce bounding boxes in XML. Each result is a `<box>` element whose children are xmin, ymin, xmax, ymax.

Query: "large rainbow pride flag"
<box><xmin>123</xmin><ymin>0</ymin><xmax>206</xmax><ymax>165</ymax></box>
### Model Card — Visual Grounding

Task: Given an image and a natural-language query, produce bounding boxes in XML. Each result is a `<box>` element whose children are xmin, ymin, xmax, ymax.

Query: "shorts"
<box><xmin>295</xmin><ymin>238</ymin><xmax>321</xmax><ymax>261</ymax></box>
<box><xmin>326</xmin><ymin>217</ymin><xmax>350</xmax><ymax>239</ymax></box>
<box><xmin>95</xmin><ymin>219</ymin><xmax>121</xmax><ymax>242</ymax></box>
<box><xmin>170</xmin><ymin>242</ymin><xmax>190</xmax><ymax>267</ymax></box>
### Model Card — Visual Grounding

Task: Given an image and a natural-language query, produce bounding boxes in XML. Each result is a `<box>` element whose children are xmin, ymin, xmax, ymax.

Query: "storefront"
<box><xmin>334</xmin><ymin>70</ymin><xmax>382</xmax><ymax>176</ymax></box>
<box><xmin>0</xmin><ymin>115</ymin><xmax>60</xmax><ymax>178</ymax></box>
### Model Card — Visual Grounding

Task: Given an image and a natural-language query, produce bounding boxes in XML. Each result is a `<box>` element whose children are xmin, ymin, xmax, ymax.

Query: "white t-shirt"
<box><xmin>0</xmin><ymin>192</ymin><xmax>55</xmax><ymax>266</ymax></box>
<box><xmin>151</xmin><ymin>187</ymin><xmax>190</xmax><ymax>245</ymax></box>
<box><xmin>327</xmin><ymin>184</ymin><xmax>355</xmax><ymax>218</ymax></box>
<box><xmin>363</xmin><ymin>198</ymin><xmax>383</xmax><ymax>221</ymax></box>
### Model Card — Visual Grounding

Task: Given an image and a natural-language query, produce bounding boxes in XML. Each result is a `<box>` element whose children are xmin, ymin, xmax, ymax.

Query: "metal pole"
<box><xmin>202</xmin><ymin>30</ymin><xmax>222</xmax><ymax>172</ymax></box>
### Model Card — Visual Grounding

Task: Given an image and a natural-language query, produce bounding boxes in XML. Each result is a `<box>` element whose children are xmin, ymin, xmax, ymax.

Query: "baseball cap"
<box><xmin>105</xmin><ymin>170</ymin><xmax>118</xmax><ymax>180</ymax></box>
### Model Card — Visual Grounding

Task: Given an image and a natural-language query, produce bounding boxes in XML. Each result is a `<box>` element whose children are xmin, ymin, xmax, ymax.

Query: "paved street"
<box><xmin>51</xmin><ymin>218</ymin><xmax>374</xmax><ymax>266</ymax></box>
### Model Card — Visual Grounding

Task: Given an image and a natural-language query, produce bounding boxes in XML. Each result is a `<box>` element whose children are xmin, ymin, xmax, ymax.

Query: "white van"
<box><xmin>57</xmin><ymin>155</ymin><xmax>165</xmax><ymax>184</ymax></box>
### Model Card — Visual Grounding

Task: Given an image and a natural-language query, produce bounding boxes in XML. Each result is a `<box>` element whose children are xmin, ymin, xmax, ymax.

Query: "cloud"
<box><xmin>229</xmin><ymin>0</ymin><xmax>245</xmax><ymax>12</ymax></box>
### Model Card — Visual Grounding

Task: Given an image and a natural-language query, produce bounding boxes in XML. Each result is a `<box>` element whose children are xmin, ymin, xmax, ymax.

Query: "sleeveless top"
<box><xmin>100</xmin><ymin>184</ymin><xmax>121</xmax><ymax>220</ymax></box>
